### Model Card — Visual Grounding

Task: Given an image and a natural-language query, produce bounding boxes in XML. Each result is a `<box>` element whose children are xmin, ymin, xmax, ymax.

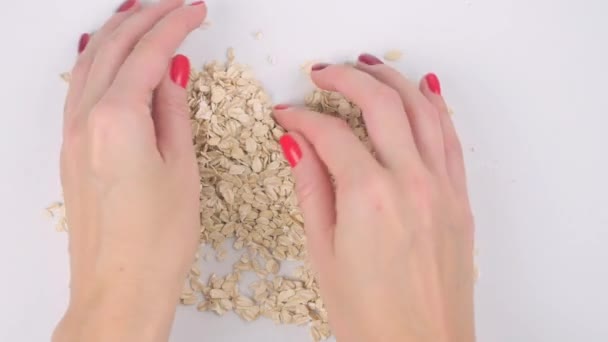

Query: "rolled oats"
<box><xmin>384</xmin><ymin>49</ymin><xmax>404</xmax><ymax>62</ymax></box>
<box><xmin>185</xmin><ymin>51</ymin><xmax>348</xmax><ymax>340</ymax></box>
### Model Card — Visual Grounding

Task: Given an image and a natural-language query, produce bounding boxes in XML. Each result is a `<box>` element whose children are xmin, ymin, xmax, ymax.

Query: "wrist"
<box><xmin>54</xmin><ymin>274</ymin><xmax>182</xmax><ymax>342</ymax></box>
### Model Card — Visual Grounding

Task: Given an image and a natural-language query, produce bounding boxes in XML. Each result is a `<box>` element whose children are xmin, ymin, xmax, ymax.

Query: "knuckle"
<box><xmin>86</xmin><ymin>103</ymin><xmax>122</xmax><ymax>178</ymax></box>
<box><xmin>326</xmin><ymin>116</ymin><xmax>351</xmax><ymax>131</ymax></box>
<box><xmin>135</xmin><ymin>33</ymin><xmax>156</xmax><ymax>52</ymax></box>
<box><xmin>423</xmin><ymin>104</ymin><xmax>443</xmax><ymax>128</ymax></box>
<box><xmin>359</xmin><ymin>173</ymin><xmax>392</xmax><ymax>203</ymax></box>
<box><xmin>95</xmin><ymin>42</ymin><xmax>119</xmax><ymax>67</ymax></box>
<box><xmin>315</xmin><ymin>116</ymin><xmax>351</xmax><ymax>145</ymax></box>
<box><xmin>404</xmin><ymin>170</ymin><xmax>435</xmax><ymax>220</ymax></box>
<box><xmin>328</xmin><ymin>64</ymin><xmax>350</xmax><ymax>78</ymax></box>
<box><xmin>421</xmin><ymin>100</ymin><xmax>440</xmax><ymax>118</ymax></box>
<box><xmin>88</xmin><ymin>102</ymin><xmax>117</xmax><ymax>131</ymax></box>
<box><xmin>61</xmin><ymin>121</ymin><xmax>85</xmax><ymax>158</ymax></box>
<box><xmin>445</xmin><ymin>133</ymin><xmax>464</xmax><ymax>159</ymax></box>
<box><xmin>408</xmin><ymin>171</ymin><xmax>434</xmax><ymax>200</ymax></box>
<box><xmin>71</xmin><ymin>57</ymin><xmax>89</xmax><ymax>78</ymax></box>
<box><xmin>87</xmin><ymin>102</ymin><xmax>126</xmax><ymax>148</ymax></box>
<box><xmin>135</xmin><ymin>30</ymin><xmax>167</xmax><ymax>57</ymax></box>
<box><xmin>370</xmin><ymin>83</ymin><xmax>401</xmax><ymax>106</ymax></box>
<box><xmin>101</xmin><ymin>31</ymin><xmax>124</xmax><ymax>53</ymax></box>
<box><xmin>160</xmin><ymin>92</ymin><xmax>188</xmax><ymax>116</ymax></box>
<box><xmin>62</xmin><ymin>117</ymin><xmax>82</xmax><ymax>143</ymax></box>
<box><xmin>60</xmin><ymin>118</ymin><xmax>87</xmax><ymax>185</ymax></box>
<box><xmin>176</xmin><ymin>15</ymin><xmax>196</xmax><ymax>34</ymax></box>
<box><xmin>295</xmin><ymin>177</ymin><xmax>316</xmax><ymax>207</ymax></box>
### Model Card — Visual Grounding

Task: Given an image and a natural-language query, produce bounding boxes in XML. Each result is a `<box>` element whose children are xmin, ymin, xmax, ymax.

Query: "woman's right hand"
<box><xmin>275</xmin><ymin>55</ymin><xmax>475</xmax><ymax>342</ymax></box>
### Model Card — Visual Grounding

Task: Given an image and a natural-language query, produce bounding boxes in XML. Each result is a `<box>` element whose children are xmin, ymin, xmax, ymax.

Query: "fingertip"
<box><xmin>188</xmin><ymin>0</ymin><xmax>208</xmax><ymax>19</ymax></box>
<box><xmin>116</xmin><ymin>0</ymin><xmax>138</xmax><ymax>13</ymax></box>
<box><xmin>273</xmin><ymin>104</ymin><xmax>301</xmax><ymax>129</ymax></box>
<box><xmin>357</xmin><ymin>53</ymin><xmax>384</xmax><ymax>66</ymax></box>
<box><xmin>279</xmin><ymin>131</ymin><xmax>335</xmax><ymax>262</ymax></box>
<box><xmin>170</xmin><ymin>54</ymin><xmax>191</xmax><ymax>89</ymax></box>
<box><xmin>309</xmin><ymin>63</ymin><xmax>355</xmax><ymax>92</ymax></box>
<box><xmin>274</xmin><ymin>104</ymin><xmax>290</xmax><ymax>111</ymax></box>
<box><xmin>279</xmin><ymin>134</ymin><xmax>303</xmax><ymax>168</ymax></box>
<box><xmin>420</xmin><ymin>73</ymin><xmax>449</xmax><ymax>114</ymax></box>
<box><xmin>77</xmin><ymin>33</ymin><xmax>91</xmax><ymax>54</ymax></box>
<box><xmin>422</xmin><ymin>73</ymin><xmax>442</xmax><ymax>95</ymax></box>
<box><xmin>311</xmin><ymin>63</ymin><xmax>330</xmax><ymax>72</ymax></box>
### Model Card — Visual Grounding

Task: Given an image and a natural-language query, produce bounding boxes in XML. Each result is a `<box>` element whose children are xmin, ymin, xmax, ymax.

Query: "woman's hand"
<box><xmin>275</xmin><ymin>55</ymin><xmax>475</xmax><ymax>342</ymax></box>
<box><xmin>53</xmin><ymin>1</ymin><xmax>206</xmax><ymax>341</ymax></box>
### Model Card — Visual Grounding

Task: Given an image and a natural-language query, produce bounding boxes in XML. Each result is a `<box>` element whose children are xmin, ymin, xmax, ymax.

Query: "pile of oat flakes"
<box><xmin>180</xmin><ymin>49</ymin><xmax>368</xmax><ymax>341</ymax></box>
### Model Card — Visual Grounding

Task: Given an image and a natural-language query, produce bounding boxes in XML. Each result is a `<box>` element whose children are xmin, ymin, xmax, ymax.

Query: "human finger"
<box><xmin>64</xmin><ymin>0</ymin><xmax>141</xmax><ymax>127</ymax></box>
<box><xmin>274</xmin><ymin>106</ymin><xmax>381</xmax><ymax>186</ymax></box>
<box><xmin>108</xmin><ymin>1</ymin><xmax>206</xmax><ymax>103</ymax></box>
<box><xmin>278</xmin><ymin>132</ymin><xmax>336</xmax><ymax>269</ymax></box>
<box><xmin>152</xmin><ymin>54</ymin><xmax>195</xmax><ymax>161</ymax></box>
<box><xmin>356</xmin><ymin>54</ymin><xmax>447</xmax><ymax>175</ymax></box>
<box><xmin>77</xmin><ymin>0</ymin><xmax>186</xmax><ymax>113</ymax></box>
<box><xmin>309</xmin><ymin>64</ymin><xmax>420</xmax><ymax>170</ymax></box>
<box><xmin>419</xmin><ymin>73</ymin><xmax>468</xmax><ymax>193</ymax></box>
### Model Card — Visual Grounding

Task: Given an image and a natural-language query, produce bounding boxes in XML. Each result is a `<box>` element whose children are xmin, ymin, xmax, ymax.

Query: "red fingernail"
<box><xmin>426</xmin><ymin>73</ymin><xmax>441</xmax><ymax>95</ymax></box>
<box><xmin>78</xmin><ymin>33</ymin><xmax>90</xmax><ymax>54</ymax></box>
<box><xmin>279</xmin><ymin>135</ymin><xmax>303</xmax><ymax>168</ymax></box>
<box><xmin>274</xmin><ymin>104</ymin><xmax>290</xmax><ymax>110</ymax></box>
<box><xmin>358</xmin><ymin>53</ymin><xmax>384</xmax><ymax>65</ymax></box>
<box><xmin>171</xmin><ymin>55</ymin><xmax>191</xmax><ymax>89</ymax></box>
<box><xmin>190</xmin><ymin>1</ymin><xmax>205</xmax><ymax>5</ymax></box>
<box><xmin>116</xmin><ymin>0</ymin><xmax>136</xmax><ymax>12</ymax></box>
<box><xmin>311</xmin><ymin>63</ymin><xmax>330</xmax><ymax>71</ymax></box>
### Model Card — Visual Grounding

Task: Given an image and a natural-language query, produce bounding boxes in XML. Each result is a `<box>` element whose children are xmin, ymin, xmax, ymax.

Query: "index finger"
<box><xmin>310</xmin><ymin>64</ymin><xmax>420</xmax><ymax>170</ymax></box>
<box><xmin>274</xmin><ymin>107</ymin><xmax>381</xmax><ymax>185</ymax></box>
<box><xmin>109</xmin><ymin>2</ymin><xmax>207</xmax><ymax>101</ymax></box>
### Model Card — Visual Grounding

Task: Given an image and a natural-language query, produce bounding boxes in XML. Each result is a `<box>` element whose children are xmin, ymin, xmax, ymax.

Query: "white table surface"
<box><xmin>1</xmin><ymin>0</ymin><xmax>607</xmax><ymax>341</ymax></box>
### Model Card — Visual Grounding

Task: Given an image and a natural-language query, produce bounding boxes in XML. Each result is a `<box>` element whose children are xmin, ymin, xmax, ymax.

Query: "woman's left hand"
<box><xmin>53</xmin><ymin>1</ymin><xmax>207</xmax><ymax>341</ymax></box>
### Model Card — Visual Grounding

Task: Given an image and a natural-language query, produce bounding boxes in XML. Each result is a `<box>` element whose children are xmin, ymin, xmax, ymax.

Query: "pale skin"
<box><xmin>53</xmin><ymin>1</ymin><xmax>475</xmax><ymax>342</ymax></box>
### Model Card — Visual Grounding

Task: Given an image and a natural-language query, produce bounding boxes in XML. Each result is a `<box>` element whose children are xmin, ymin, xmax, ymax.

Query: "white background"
<box><xmin>1</xmin><ymin>0</ymin><xmax>607</xmax><ymax>341</ymax></box>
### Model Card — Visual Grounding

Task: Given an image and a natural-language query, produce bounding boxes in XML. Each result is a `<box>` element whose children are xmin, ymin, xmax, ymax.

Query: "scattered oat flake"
<box><xmin>384</xmin><ymin>49</ymin><xmax>404</xmax><ymax>62</ymax></box>
<box><xmin>253</xmin><ymin>31</ymin><xmax>264</xmax><ymax>40</ymax></box>
<box><xmin>300</xmin><ymin>60</ymin><xmax>320</xmax><ymax>74</ymax></box>
<box><xmin>200</xmin><ymin>21</ymin><xmax>212</xmax><ymax>30</ymax></box>
<box><xmin>267</xmin><ymin>55</ymin><xmax>277</xmax><ymax>65</ymax></box>
<box><xmin>60</xmin><ymin>72</ymin><xmax>71</xmax><ymax>83</ymax></box>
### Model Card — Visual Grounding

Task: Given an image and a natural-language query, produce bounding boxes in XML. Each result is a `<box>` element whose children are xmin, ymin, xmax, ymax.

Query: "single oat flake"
<box><xmin>60</xmin><ymin>72</ymin><xmax>71</xmax><ymax>83</ymax></box>
<box><xmin>384</xmin><ymin>49</ymin><xmax>404</xmax><ymax>62</ymax></box>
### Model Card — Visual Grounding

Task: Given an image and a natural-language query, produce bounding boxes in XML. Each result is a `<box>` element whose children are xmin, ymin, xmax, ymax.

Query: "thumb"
<box><xmin>279</xmin><ymin>132</ymin><xmax>336</xmax><ymax>269</ymax></box>
<box><xmin>153</xmin><ymin>54</ymin><xmax>195</xmax><ymax>160</ymax></box>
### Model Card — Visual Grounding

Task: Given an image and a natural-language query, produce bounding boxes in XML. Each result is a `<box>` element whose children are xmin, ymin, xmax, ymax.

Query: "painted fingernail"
<box><xmin>116</xmin><ymin>0</ymin><xmax>136</xmax><ymax>12</ymax></box>
<box><xmin>171</xmin><ymin>55</ymin><xmax>191</xmax><ymax>89</ymax></box>
<box><xmin>358</xmin><ymin>53</ymin><xmax>384</xmax><ymax>65</ymax></box>
<box><xmin>190</xmin><ymin>1</ymin><xmax>205</xmax><ymax>5</ymax></box>
<box><xmin>78</xmin><ymin>33</ymin><xmax>90</xmax><ymax>54</ymax></box>
<box><xmin>311</xmin><ymin>63</ymin><xmax>330</xmax><ymax>72</ymax></box>
<box><xmin>279</xmin><ymin>135</ymin><xmax>303</xmax><ymax>168</ymax></box>
<box><xmin>425</xmin><ymin>73</ymin><xmax>441</xmax><ymax>95</ymax></box>
<box><xmin>274</xmin><ymin>104</ymin><xmax>290</xmax><ymax>110</ymax></box>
